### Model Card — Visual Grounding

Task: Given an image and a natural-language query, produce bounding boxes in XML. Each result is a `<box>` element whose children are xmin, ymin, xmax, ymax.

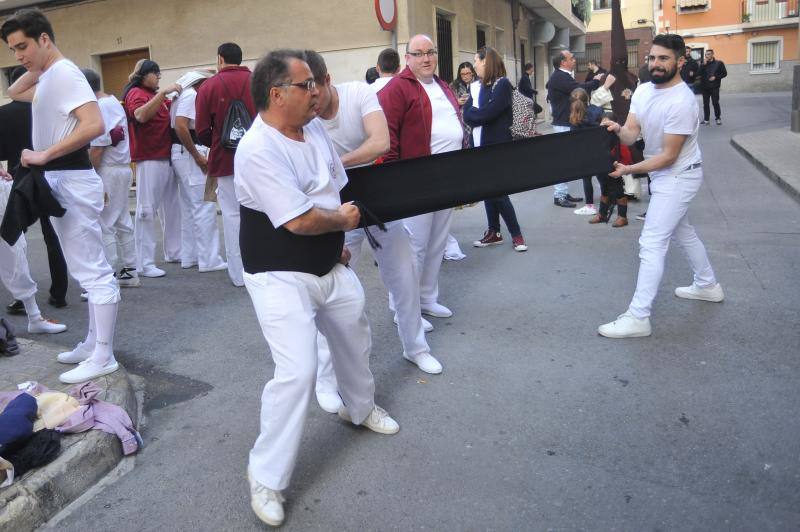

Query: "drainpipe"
<box><xmin>511</xmin><ymin>0</ymin><xmax>520</xmax><ymax>81</ymax></box>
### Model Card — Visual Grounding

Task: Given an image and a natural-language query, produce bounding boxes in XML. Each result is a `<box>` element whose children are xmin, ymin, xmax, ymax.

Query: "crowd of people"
<box><xmin>0</xmin><ymin>7</ymin><xmax>726</xmax><ymax>528</ymax></box>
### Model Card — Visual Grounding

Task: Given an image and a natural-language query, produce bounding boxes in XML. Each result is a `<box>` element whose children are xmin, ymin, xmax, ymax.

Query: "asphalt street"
<box><xmin>6</xmin><ymin>92</ymin><xmax>798</xmax><ymax>531</ymax></box>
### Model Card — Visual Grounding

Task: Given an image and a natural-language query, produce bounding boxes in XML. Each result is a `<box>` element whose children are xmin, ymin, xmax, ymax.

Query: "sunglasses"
<box><xmin>278</xmin><ymin>79</ymin><xmax>316</xmax><ymax>91</ymax></box>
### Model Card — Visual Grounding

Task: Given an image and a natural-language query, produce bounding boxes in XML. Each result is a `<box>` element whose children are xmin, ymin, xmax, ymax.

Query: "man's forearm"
<box><xmin>617</xmin><ymin>126</ymin><xmax>639</xmax><ymax>146</ymax></box>
<box><xmin>175</xmin><ymin>121</ymin><xmax>202</xmax><ymax>160</ymax></box>
<box><xmin>340</xmin><ymin>137</ymin><xmax>389</xmax><ymax>168</ymax></box>
<box><xmin>44</xmin><ymin>120</ymin><xmax>104</xmax><ymax>163</ymax></box>
<box><xmin>284</xmin><ymin>207</ymin><xmax>349</xmax><ymax>236</ymax></box>
<box><xmin>8</xmin><ymin>71</ymin><xmax>39</xmax><ymax>102</ymax></box>
<box><xmin>623</xmin><ymin>152</ymin><xmax>678</xmax><ymax>175</ymax></box>
<box><xmin>133</xmin><ymin>92</ymin><xmax>166</xmax><ymax>123</ymax></box>
<box><xmin>89</xmin><ymin>146</ymin><xmax>104</xmax><ymax>169</ymax></box>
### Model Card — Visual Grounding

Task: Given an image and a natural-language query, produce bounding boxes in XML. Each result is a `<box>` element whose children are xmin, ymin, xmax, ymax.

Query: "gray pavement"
<box><xmin>1</xmin><ymin>91</ymin><xmax>797</xmax><ymax>531</ymax></box>
<box><xmin>731</xmin><ymin>126</ymin><xmax>800</xmax><ymax>203</ymax></box>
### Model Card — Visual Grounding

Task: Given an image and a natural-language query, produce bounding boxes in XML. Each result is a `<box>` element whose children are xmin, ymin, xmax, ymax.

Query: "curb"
<box><xmin>0</xmin><ymin>360</ymin><xmax>139</xmax><ymax>532</ymax></box>
<box><xmin>730</xmin><ymin>135</ymin><xmax>800</xmax><ymax>204</ymax></box>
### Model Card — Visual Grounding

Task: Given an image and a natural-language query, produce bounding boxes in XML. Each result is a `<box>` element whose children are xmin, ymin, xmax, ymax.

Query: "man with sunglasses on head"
<box><xmin>378</xmin><ymin>34</ymin><xmax>466</xmax><ymax>323</ymax></box>
<box><xmin>235</xmin><ymin>49</ymin><xmax>399</xmax><ymax>527</ymax></box>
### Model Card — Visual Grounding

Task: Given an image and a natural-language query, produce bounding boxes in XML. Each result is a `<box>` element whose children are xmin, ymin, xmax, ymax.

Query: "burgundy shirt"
<box><xmin>124</xmin><ymin>87</ymin><xmax>171</xmax><ymax>162</ymax></box>
<box><xmin>195</xmin><ymin>66</ymin><xmax>256</xmax><ymax>177</ymax></box>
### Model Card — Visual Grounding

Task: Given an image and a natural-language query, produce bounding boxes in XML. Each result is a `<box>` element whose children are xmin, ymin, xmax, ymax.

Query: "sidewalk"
<box><xmin>0</xmin><ymin>339</ymin><xmax>140</xmax><ymax>532</ymax></box>
<box><xmin>731</xmin><ymin>127</ymin><xmax>800</xmax><ymax>202</ymax></box>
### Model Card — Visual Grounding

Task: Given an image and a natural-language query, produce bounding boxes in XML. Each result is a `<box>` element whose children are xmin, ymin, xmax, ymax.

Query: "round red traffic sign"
<box><xmin>375</xmin><ymin>0</ymin><xmax>397</xmax><ymax>31</ymax></box>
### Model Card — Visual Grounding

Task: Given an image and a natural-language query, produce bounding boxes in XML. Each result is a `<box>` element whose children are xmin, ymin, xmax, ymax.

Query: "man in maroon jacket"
<box><xmin>195</xmin><ymin>42</ymin><xmax>256</xmax><ymax>287</ymax></box>
<box><xmin>378</xmin><ymin>34</ymin><xmax>466</xmax><ymax>321</ymax></box>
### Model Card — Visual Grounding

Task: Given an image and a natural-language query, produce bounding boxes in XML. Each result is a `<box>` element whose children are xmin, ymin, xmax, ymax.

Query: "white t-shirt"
<box><xmin>371</xmin><ymin>76</ymin><xmax>393</xmax><ymax>94</ymax></box>
<box><xmin>420</xmin><ymin>79</ymin><xmax>463</xmax><ymax>155</ymax></box>
<box><xmin>32</xmin><ymin>59</ymin><xmax>97</xmax><ymax>152</ymax></box>
<box><xmin>630</xmin><ymin>81</ymin><xmax>701</xmax><ymax>179</ymax></box>
<box><xmin>170</xmin><ymin>86</ymin><xmax>197</xmax><ymax>131</ymax></box>
<box><xmin>469</xmin><ymin>80</ymin><xmax>483</xmax><ymax>147</ymax></box>
<box><xmin>234</xmin><ymin>116</ymin><xmax>347</xmax><ymax>228</ymax></box>
<box><xmin>91</xmin><ymin>95</ymin><xmax>130</xmax><ymax>166</ymax></box>
<box><xmin>320</xmin><ymin>81</ymin><xmax>383</xmax><ymax>166</ymax></box>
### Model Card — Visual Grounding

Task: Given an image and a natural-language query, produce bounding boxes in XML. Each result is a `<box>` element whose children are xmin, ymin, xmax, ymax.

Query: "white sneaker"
<box><xmin>80</xmin><ymin>292</ymin><xmax>89</xmax><ymax>301</ymax></box>
<box><xmin>394</xmin><ymin>314</ymin><xmax>434</xmax><ymax>332</ymax></box>
<box><xmin>59</xmin><ymin>358</ymin><xmax>119</xmax><ymax>384</ymax></box>
<box><xmin>338</xmin><ymin>404</ymin><xmax>400</xmax><ymax>435</ymax></box>
<box><xmin>421</xmin><ymin>302</ymin><xmax>453</xmax><ymax>318</ymax></box>
<box><xmin>181</xmin><ymin>261</ymin><xmax>198</xmax><ymax>269</ymax></box>
<box><xmin>316</xmin><ymin>390</ymin><xmax>343</xmax><ymax>414</ymax></box>
<box><xmin>248</xmin><ymin>470</ymin><xmax>285</xmax><ymax>527</ymax></box>
<box><xmin>139</xmin><ymin>266</ymin><xmax>166</xmax><ymax>278</ymax></box>
<box><xmin>28</xmin><ymin>317</ymin><xmax>67</xmax><ymax>334</ymax></box>
<box><xmin>117</xmin><ymin>267</ymin><xmax>141</xmax><ymax>288</ymax></box>
<box><xmin>57</xmin><ymin>341</ymin><xmax>93</xmax><ymax>364</ymax></box>
<box><xmin>199</xmin><ymin>262</ymin><xmax>228</xmax><ymax>273</ymax></box>
<box><xmin>403</xmin><ymin>352</ymin><xmax>443</xmax><ymax>374</ymax></box>
<box><xmin>574</xmin><ymin>204</ymin><xmax>598</xmax><ymax>215</ymax></box>
<box><xmin>674</xmin><ymin>283</ymin><xmax>724</xmax><ymax>302</ymax></box>
<box><xmin>598</xmin><ymin>311</ymin><xmax>652</xmax><ymax>338</ymax></box>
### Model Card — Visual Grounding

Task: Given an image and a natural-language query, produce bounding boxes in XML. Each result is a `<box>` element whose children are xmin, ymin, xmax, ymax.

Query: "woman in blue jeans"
<box><xmin>463</xmin><ymin>46</ymin><xmax>528</xmax><ymax>252</ymax></box>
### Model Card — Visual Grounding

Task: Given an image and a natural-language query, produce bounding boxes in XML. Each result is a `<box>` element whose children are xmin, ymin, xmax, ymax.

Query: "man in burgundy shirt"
<box><xmin>195</xmin><ymin>42</ymin><xmax>256</xmax><ymax>287</ymax></box>
<box><xmin>122</xmin><ymin>60</ymin><xmax>182</xmax><ymax>278</ymax></box>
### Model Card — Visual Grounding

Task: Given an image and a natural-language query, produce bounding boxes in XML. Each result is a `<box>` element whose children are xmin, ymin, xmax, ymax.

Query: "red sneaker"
<box><xmin>512</xmin><ymin>235</ymin><xmax>528</xmax><ymax>252</ymax></box>
<box><xmin>473</xmin><ymin>230</ymin><xmax>503</xmax><ymax>247</ymax></box>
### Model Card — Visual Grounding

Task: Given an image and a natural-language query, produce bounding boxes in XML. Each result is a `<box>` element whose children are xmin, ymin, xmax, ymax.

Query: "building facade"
<box><xmin>1</xmin><ymin>0</ymin><xmax>589</xmax><ymax>112</ymax></box>
<box><xmin>582</xmin><ymin>0</ymin><xmax>656</xmax><ymax>80</ymax></box>
<box><xmin>656</xmin><ymin>0</ymin><xmax>799</xmax><ymax>92</ymax></box>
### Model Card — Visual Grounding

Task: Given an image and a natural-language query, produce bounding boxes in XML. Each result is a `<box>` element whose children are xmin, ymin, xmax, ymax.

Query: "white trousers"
<box><xmin>134</xmin><ymin>160</ymin><xmax>174</xmax><ymax>271</ymax></box>
<box><xmin>628</xmin><ymin>167</ymin><xmax>716</xmax><ymax>319</ymax></box>
<box><xmin>552</xmin><ymin>125</ymin><xmax>572</xmax><ymax>198</ymax></box>
<box><xmin>0</xmin><ymin>234</ymin><xmax>37</xmax><ymax>301</ymax></box>
<box><xmin>403</xmin><ymin>208</ymin><xmax>453</xmax><ymax>306</ymax></box>
<box><xmin>316</xmin><ymin>221</ymin><xmax>430</xmax><ymax>395</ymax></box>
<box><xmin>171</xmin><ymin>145</ymin><xmax>225</xmax><ymax>270</ymax></box>
<box><xmin>159</xmin><ymin>166</ymin><xmax>182</xmax><ymax>262</ymax></box>
<box><xmin>45</xmin><ymin>169</ymin><xmax>120</xmax><ymax>305</ymax></box>
<box><xmin>97</xmin><ymin>164</ymin><xmax>136</xmax><ymax>271</ymax></box>
<box><xmin>246</xmin><ymin>264</ymin><xmax>375</xmax><ymax>490</ymax></box>
<box><xmin>216</xmin><ymin>175</ymin><xmax>244</xmax><ymax>286</ymax></box>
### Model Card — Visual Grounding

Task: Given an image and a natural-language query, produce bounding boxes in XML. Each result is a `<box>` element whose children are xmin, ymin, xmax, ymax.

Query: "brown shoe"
<box><xmin>473</xmin><ymin>229</ymin><xmax>503</xmax><ymax>247</ymax></box>
<box><xmin>589</xmin><ymin>214</ymin><xmax>607</xmax><ymax>224</ymax></box>
<box><xmin>612</xmin><ymin>217</ymin><xmax>628</xmax><ymax>228</ymax></box>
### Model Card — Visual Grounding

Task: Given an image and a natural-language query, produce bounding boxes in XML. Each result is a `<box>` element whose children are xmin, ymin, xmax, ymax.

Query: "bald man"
<box><xmin>378</xmin><ymin>34</ymin><xmax>465</xmax><ymax>321</ymax></box>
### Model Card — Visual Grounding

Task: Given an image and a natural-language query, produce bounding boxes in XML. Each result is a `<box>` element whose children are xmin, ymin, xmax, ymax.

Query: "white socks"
<box><xmin>21</xmin><ymin>295</ymin><xmax>41</xmax><ymax>323</ymax></box>
<box><xmin>89</xmin><ymin>302</ymin><xmax>118</xmax><ymax>365</ymax></box>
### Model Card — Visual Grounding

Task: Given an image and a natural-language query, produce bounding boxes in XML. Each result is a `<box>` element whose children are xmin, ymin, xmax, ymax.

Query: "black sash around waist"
<box><xmin>239</xmin><ymin>205</ymin><xmax>344</xmax><ymax>277</ymax></box>
<box><xmin>170</xmin><ymin>128</ymin><xmax>199</xmax><ymax>146</ymax></box>
<box><xmin>37</xmin><ymin>146</ymin><xmax>93</xmax><ymax>171</ymax></box>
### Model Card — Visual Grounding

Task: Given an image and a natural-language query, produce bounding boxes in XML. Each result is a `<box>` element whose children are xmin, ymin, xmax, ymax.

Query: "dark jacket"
<box><xmin>463</xmin><ymin>77</ymin><xmax>513</xmax><ymax>146</ymax></box>
<box><xmin>0</xmin><ymin>165</ymin><xmax>67</xmax><ymax>246</ymax></box>
<box><xmin>680</xmin><ymin>56</ymin><xmax>700</xmax><ymax>85</ymax></box>
<box><xmin>584</xmin><ymin>66</ymin><xmax>607</xmax><ymax>85</ymax></box>
<box><xmin>0</xmin><ymin>101</ymin><xmax>32</xmax><ymax>176</ymax></box>
<box><xmin>546</xmin><ymin>69</ymin><xmax>600</xmax><ymax>127</ymax></box>
<box><xmin>518</xmin><ymin>72</ymin><xmax>536</xmax><ymax>99</ymax></box>
<box><xmin>570</xmin><ymin>104</ymin><xmax>604</xmax><ymax>130</ymax></box>
<box><xmin>638</xmin><ymin>64</ymin><xmax>652</xmax><ymax>84</ymax></box>
<box><xmin>378</xmin><ymin>66</ymin><xmax>466</xmax><ymax>162</ymax></box>
<box><xmin>700</xmin><ymin>59</ymin><xmax>727</xmax><ymax>89</ymax></box>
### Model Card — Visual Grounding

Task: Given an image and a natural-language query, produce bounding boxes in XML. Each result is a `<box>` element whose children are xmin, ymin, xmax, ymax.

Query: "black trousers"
<box><xmin>702</xmin><ymin>87</ymin><xmax>721</xmax><ymax>120</ymax></box>
<box><xmin>39</xmin><ymin>216</ymin><xmax>68</xmax><ymax>301</ymax></box>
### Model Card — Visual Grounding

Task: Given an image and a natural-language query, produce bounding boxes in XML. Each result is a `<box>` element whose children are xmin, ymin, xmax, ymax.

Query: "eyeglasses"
<box><xmin>278</xmin><ymin>79</ymin><xmax>316</xmax><ymax>91</ymax></box>
<box><xmin>408</xmin><ymin>50</ymin><xmax>438</xmax><ymax>58</ymax></box>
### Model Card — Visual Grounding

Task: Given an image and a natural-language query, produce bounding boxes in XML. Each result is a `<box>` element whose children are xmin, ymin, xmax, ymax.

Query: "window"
<box><xmin>749</xmin><ymin>38</ymin><xmax>781</xmax><ymax>73</ymax></box>
<box><xmin>627</xmin><ymin>39</ymin><xmax>639</xmax><ymax>69</ymax></box>
<box><xmin>436</xmin><ymin>14</ymin><xmax>454</xmax><ymax>83</ymax></box>
<box><xmin>477</xmin><ymin>27</ymin><xmax>486</xmax><ymax>50</ymax></box>
<box><xmin>677</xmin><ymin>0</ymin><xmax>710</xmax><ymax>14</ymax></box>
<box><xmin>593</xmin><ymin>0</ymin><xmax>611</xmax><ymax>9</ymax></box>
<box><xmin>577</xmin><ymin>43</ymin><xmax>602</xmax><ymax>73</ymax></box>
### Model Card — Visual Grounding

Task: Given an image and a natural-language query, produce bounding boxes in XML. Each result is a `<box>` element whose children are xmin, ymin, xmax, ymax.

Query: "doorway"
<box><xmin>100</xmin><ymin>48</ymin><xmax>150</xmax><ymax>99</ymax></box>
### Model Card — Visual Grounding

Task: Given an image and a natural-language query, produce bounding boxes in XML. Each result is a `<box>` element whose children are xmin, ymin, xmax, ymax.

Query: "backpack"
<box><xmin>219</xmin><ymin>75</ymin><xmax>252</xmax><ymax>150</ymax></box>
<box><xmin>510</xmin><ymin>88</ymin><xmax>537</xmax><ymax>139</ymax></box>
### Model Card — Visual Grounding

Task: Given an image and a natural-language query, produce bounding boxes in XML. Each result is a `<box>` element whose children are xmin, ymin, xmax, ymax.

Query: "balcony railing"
<box><xmin>741</xmin><ymin>0</ymin><xmax>799</xmax><ymax>23</ymax></box>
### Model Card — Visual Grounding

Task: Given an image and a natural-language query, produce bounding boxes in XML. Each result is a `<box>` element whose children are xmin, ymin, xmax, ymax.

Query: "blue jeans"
<box><xmin>484</xmin><ymin>196</ymin><xmax>522</xmax><ymax>237</ymax></box>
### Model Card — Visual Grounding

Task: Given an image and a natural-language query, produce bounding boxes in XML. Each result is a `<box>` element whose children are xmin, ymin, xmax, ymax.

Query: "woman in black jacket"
<box><xmin>463</xmin><ymin>46</ymin><xmax>528</xmax><ymax>252</ymax></box>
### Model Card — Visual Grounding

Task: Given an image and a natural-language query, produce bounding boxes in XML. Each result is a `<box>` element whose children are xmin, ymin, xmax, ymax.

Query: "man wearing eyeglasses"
<box><xmin>235</xmin><ymin>49</ymin><xmax>399</xmax><ymax>528</ymax></box>
<box><xmin>378</xmin><ymin>34</ymin><xmax>466</xmax><ymax>323</ymax></box>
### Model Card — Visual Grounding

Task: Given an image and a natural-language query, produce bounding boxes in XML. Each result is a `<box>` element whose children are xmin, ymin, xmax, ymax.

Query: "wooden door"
<box><xmin>100</xmin><ymin>48</ymin><xmax>150</xmax><ymax>99</ymax></box>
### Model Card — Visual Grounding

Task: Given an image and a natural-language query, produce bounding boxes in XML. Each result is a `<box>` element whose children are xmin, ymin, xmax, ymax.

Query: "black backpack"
<box><xmin>219</xmin><ymin>75</ymin><xmax>252</xmax><ymax>150</ymax></box>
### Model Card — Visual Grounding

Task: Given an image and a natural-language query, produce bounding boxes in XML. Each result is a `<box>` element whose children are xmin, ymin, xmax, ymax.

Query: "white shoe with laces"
<box><xmin>574</xmin><ymin>204</ymin><xmax>598</xmax><ymax>215</ymax></box>
<box><xmin>421</xmin><ymin>302</ymin><xmax>453</xmax><ymax>318</ymax></box>
<box><xmin>248</xmin><ymin>470</ymin><xmax>285</xmax><ymax>527</ymax></box>
<box><xmin>59</xmin><ymin>358</ymin><xmax>119</xmax><ymax>384</ymax></box>
<box><xmin>394</xmin><ymin>314</ymin><xmax>434</xmax><ymax>332</ymax></box>
<box><xmin>598</xmin><ymin>311</ymin><xmax>652</xmax><ymax>338</ymax></box>
<box><xmin>57</xmin><ymin>341</ymin><xmax>93</xmax><ymax>364</ymax></box>
<box><xmin>403</xmin><ymin>352</ymin><xmax>443</xmax><ymax>374</ymax></box>
<box><xmin>139</xmin><ymin>266</ymin><xmax>166</xmax><ymax>278</ymax></box>
<box><xmin>674</xmin><ymin>283</ymin><xmax>724</xmax><ymax>302</ymax></box>
<box><xmin>316</xmin><ymin>390</ymin><xmax>343</xmax><ymax>414</ymax></box>
<box><xmin>28</xmin><ymin>317</ymin><xmax>67</xmax><ymax>334</ymax></box>
<box><xmin>338</xmin><ymin>405</ymin><xmax>400</xmax><ymax>435</ymax></box>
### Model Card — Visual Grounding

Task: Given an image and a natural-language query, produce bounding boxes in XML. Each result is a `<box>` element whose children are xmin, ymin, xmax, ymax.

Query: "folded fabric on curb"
<box><xmin>0</xmin><ymin>393</ymin><xmax>37</xmax><ymax>456</ymax></box>
<box><xmin>4</xmin><ymin>429</ymin><xmax>61</xmax><ymax>478</ymax></box>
